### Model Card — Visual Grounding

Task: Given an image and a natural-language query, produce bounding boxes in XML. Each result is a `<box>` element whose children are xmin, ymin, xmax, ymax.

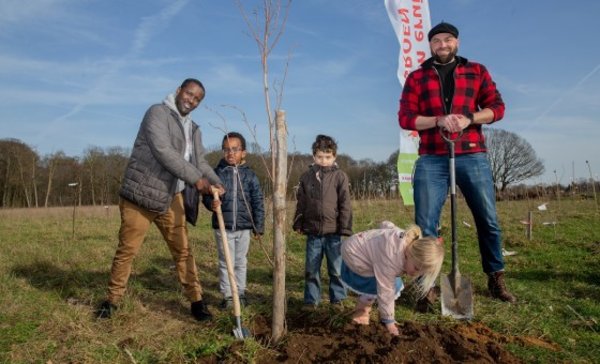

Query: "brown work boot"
<box><xmin>415</xmin><ymin>286</ymin><xmax>440</xmax><ymax>313</ymax></box>
<box><xmin>488</xmin><ymin>271</ymin><xmax>517</xmax><ymax>303</ymax></box>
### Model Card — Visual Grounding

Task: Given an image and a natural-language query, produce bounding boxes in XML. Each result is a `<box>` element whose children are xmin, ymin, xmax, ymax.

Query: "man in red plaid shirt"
<box><xmin>398</xmin><ymin>22</ymin><xmax>516</xmax><ymax>310</ymax></box>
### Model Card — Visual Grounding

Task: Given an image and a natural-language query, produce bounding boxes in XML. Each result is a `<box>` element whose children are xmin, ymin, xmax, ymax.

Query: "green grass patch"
<box><xmin>0</xmin><ymin>200</ymin><xmax>599</xmax><ymax>362</ymax></box>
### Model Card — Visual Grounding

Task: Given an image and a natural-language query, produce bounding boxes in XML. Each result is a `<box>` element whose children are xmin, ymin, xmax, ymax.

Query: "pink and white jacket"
<box><xmin>341</xmin><ymin>221</ymin><xmax>410</xmax><ymax>322</ymax></box>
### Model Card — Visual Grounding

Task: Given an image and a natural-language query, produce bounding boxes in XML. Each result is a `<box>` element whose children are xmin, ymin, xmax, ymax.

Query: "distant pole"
<box><xmin>68</xmin><ymin>182</ymin><xmax>78</xmax><ymax>237</ymax></box>
<box><xmin>554</xmin><ymin>170</ymin><xmax>561</xmax><ymax>213</ymax></box>
<box><xmin>527</xmin><ymin>211</ymin><xmax>533</xmax><ymax>240</ymax></box>
<box><xmin>572</xmin><ymin>161</ymin><xmax>576</xmax><ymax>198</ymax></box>
<box><xmin>585</xmin><ymin>161</ymin><xmax>599</xmax><ymax>214</ymax></box>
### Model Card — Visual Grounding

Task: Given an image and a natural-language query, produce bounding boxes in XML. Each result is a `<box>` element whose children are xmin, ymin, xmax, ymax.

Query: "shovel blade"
<box><xmin>232</xmin><ymin>316</ymin><xmax>251</xmax><ymax>340</ymax></box>
<box><xmin>440</xmin><ymin>274</ymin><xmax>474</xmax><ymax>320</ymax></box>
<box><xmin>232</xmin><ymin>326</ymin><xmax>251</xmax><ymax>340</ymax></box>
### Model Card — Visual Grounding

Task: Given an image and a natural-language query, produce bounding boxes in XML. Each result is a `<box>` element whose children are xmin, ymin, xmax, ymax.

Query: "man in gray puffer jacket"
<box><xmin>97</xmin><ymin>79</ymin><xmax>224</xmax><ymax>322</ymax></box>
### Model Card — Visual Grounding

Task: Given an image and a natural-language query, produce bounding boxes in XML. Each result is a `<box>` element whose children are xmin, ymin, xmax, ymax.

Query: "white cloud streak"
<box><xmin>523</xmin><ymin>63</ymin><xmax>600</xmax><ymax>133</ymax></box>
<box><xmin>47</xmin><ymin>0</ymin><xmax>190</xmax><ymax>125</ymax></box>
<box><xmin>0</xmin><ymin>0</ymin><xmax>69</xmax><ymax>25</ymax></box>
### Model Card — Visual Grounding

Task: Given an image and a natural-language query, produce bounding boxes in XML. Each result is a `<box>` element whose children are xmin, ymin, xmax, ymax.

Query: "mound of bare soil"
<box><xmin>207</xmin><ymin>309</ymin><xmax>558</xmax><ymax>363</ymax></box>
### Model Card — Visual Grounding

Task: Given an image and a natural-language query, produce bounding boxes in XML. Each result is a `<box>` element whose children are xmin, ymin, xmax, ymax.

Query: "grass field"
<box><xmin>0</xmin><ymin>197</ymin><xmax>599</xmax><ymax>363</ymax></box>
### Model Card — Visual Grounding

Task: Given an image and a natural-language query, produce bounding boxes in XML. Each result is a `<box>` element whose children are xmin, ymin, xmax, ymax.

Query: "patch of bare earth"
<box><xmin>210</xmin><ymin>311</ymin><xmax>559</xmax><ymax>363</ymax></box>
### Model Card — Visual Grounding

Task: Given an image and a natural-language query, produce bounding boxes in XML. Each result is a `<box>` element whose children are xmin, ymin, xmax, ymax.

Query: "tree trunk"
<box><xmin>271</xmin><ymin>110</ymin><xmax>287</xmax><ymax>343</ymax></box>
<box><xmin>78</xmin><ymin>177</ymin><xmax>83</xmax><ymax>206</ymax></box>
<box><xmin>44</xmin><ymin>159</ymin><xmax>56</xmax><ymax>208</ymax></box>
<box><xmin>2</xmin><ymin>158</ymin><xmax>10</xmax><ymax>207</ymax></box>
<box><xmin>16</xmin><ymin>157</ymin><xmax>31</xmax><ymax>207</ymax></box>
<box><xmin>32</xmin><ymin>155</ymin><xmax>39</xmax><ymax>207</ymax></box>
<box><xmin>89</xmin><ymin>162</ymin><xmax>96</xmax><ymax>206</ymax></box>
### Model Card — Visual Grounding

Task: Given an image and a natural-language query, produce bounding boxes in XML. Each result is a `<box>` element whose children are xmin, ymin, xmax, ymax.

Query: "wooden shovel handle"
<box><xmin>212</xmin><ymin>189</ymin><xmax>242</xmax><ymax>317</ymax></box>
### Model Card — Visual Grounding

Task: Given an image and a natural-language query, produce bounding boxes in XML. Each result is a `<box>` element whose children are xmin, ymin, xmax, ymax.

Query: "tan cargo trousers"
<box><xmin>106</xmin><ymin>193</ymin><xmax>203</xmax><ymax>303</ymax></box>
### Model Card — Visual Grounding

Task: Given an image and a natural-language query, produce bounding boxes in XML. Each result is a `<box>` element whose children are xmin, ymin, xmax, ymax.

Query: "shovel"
<box><xmin>212</xmin><ymin>188</ymin><xmax>251</xmax><ymax>339</ymax></box>
<box><xmin>439</xmin><ymin>131</ymin><xmax>474</xmax><ymax>320</ymax></box>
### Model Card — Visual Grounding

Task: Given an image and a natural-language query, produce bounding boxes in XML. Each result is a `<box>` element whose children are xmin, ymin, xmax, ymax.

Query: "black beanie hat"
<box><xmin>428</xmin><ymin>22</ymin><xmax>459</xmax><ymax>41</ymax></box>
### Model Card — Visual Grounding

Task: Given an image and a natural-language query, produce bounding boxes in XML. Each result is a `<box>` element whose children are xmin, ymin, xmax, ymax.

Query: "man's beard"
<box><xmin>433</xmin><ymin>48</ymin><xmax>458</xmax><ymax>64</ymax></box>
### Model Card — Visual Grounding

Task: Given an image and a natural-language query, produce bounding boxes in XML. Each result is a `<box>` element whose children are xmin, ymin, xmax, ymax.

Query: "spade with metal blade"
<box><xmin>439</xmin><ymin>130</ymin><xmax>474</xmax><ymax>320</ymax></box>
<box><xmin>212</xmin><ymin>188</ymin><xmax>251</xmax><ymax>339</ymax></box>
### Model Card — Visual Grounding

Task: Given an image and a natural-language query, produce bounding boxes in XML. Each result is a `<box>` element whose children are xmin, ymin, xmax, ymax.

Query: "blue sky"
<box><xmin>1</xmin><ymin>0</ymin><xmax>598</xmax><ymax>184</ymax></box>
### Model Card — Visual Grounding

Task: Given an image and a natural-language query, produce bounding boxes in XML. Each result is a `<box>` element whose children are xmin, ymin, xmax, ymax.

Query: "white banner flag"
<box><xmin>384</xmin><ymin>0</ymin><xmax>431</xmax><ymax>206</ymax></box>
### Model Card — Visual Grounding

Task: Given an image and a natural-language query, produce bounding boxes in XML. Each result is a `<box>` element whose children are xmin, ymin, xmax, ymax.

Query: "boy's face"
<box><xmin>313</xmin><ymin>150</ymin><xmax>336</xmax><ymax>167</ymax></box>
<box><xmin>222</xmin><ymin>137</ymin><xmax>246</xmax><ymax>166</ymax></box>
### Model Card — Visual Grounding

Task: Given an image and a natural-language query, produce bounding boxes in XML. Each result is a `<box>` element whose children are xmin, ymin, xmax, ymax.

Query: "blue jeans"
<box><xmin>341</xmin><ymin>261</ymin><xmax>404</xmax><ymax>298</ymax></box>
<box><xmin>413</xmin><ymin>153</ymin><xmax>504</xmax><ymax>273</ymax></box>
<box><xmin>304</xmin><ymin>234</ymin><xmax>347</xmax><ymax>305</ymax></box>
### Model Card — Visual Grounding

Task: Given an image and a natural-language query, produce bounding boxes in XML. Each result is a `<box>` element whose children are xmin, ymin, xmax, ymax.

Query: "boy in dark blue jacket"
<box><xmin>203</xmin><ymin>132</ymin><xmax>265</xmax><ymax>308</ymax></box>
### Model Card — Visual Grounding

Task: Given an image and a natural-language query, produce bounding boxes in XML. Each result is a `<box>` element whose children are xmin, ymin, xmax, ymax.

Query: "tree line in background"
<box><xmin>0</xmin><ymin>137</ymin><xmax>400</xmax><ymax>208</ymax></box>
<box><xmin>2</xmin><ymin>128</ymin><xmax>595</xmax><ymax>209</ymax></box>
<box><xmin>0</xmin><ymin>139</ymin><xmax>129</xmax><ymax>208</ymax></box>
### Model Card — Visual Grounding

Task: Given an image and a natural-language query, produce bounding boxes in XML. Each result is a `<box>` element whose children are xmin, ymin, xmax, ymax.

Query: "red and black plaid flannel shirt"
<box><xmin>398</xmin><ymin>56</ymin><xmax>505</xmax><ymax>155</ymax></box>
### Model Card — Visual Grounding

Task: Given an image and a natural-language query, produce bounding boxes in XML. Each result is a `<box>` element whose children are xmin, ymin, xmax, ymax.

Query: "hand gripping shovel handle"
<box><xmin>212</xmin><ymin>188</ymin><xmax>250</xmax><ymax>339</ymax></box>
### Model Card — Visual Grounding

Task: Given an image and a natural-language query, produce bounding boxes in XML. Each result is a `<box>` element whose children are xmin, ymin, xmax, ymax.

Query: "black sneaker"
<box><xmin>96</xmin><ymin>300</ymin><xmax>117</xmax><ymax>319</ymax></box>
<box><xmin>219</xmin><ymin>297</ymin><xmax>233</xmax><ymax>310</ymax></box>
<box><xmin>191</xmin><ymin>300</ymin><xmax>213</xmax><ymax>321</ymax></box>
<box><xmin>239</xmin><ymin>295</ymin><xmax>249</xmax><ymax>307</ymax></box>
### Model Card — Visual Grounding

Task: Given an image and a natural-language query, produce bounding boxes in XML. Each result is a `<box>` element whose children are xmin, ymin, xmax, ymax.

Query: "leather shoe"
<box><xmin>191</xmin><ymin>300</ymin><xmax>213</xmax><ymax>321</ymax></box>
<box><xmin>96</xmin><ymin>300</ymin><xmax>117</xmax><ymax>319</ymax></box>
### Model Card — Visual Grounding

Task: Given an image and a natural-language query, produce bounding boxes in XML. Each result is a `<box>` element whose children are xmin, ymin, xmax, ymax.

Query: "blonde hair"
<box><xmin>404</xmin><ymin>225</ymin><xmax>444</xmax><ymax>299</ymax></box>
